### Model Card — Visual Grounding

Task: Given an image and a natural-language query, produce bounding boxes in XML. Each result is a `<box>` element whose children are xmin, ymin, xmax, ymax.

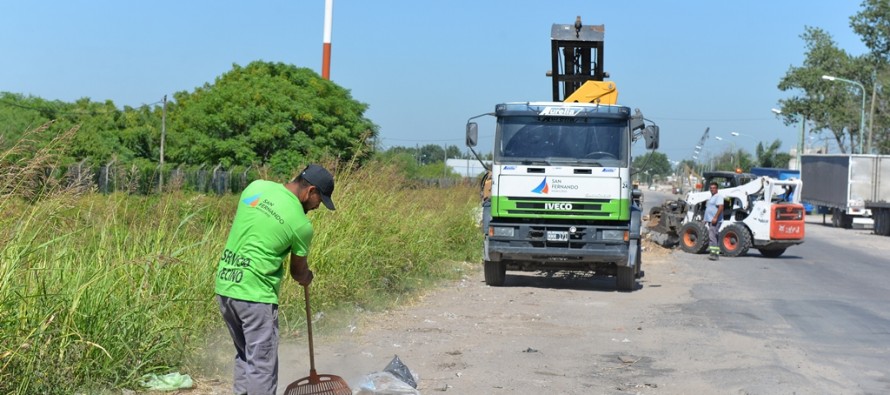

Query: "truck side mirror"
<box><xmin>643</xmin><ymin>125</ymin><xmax>659</xmax><ymax>150</ymax></box>
<box><xmin>466</xmin><ymin>122</ymin><xmax>479</xmax><ymax>147</ymax></box>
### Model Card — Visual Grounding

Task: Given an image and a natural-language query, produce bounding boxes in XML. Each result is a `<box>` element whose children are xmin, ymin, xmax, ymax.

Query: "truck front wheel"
<box><xmin>483</xmin><ymin>261</ymin><xmax>506</xmax><ymax>286</ymax></box>
<box><xmin>616</xmin><ymin>266</ymin><xmax>636</xmax><ymax>292</ymax></box>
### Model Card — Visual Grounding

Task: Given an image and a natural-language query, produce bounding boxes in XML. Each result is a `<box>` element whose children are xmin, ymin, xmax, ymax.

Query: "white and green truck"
<box><xmin>465</xmin><ymin>19</ymin><xmax>659</xmax><ymax>291</ymax></box>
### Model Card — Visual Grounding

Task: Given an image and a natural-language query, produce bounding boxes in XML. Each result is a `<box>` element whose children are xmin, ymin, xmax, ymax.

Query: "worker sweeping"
<box><xmin>215</xmin><ymin>164</ymin><xmax>335</xmax><ymax>395</ymax></box>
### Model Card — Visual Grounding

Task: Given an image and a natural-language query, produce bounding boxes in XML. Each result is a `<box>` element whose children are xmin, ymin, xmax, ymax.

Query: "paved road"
<box><xmin>644</xmin><ymin>189</ymin><xmax>890</xmax><ymax>394</ymax></box>
<box><xmin>268</xmin><ymin>190</ymin><xmax>890</xmax><ymax>394</ymax></box>
<box><xmin>694</xmin><ymin>214</ymin><xmax>890</xmax><ymax>393</ymax></box>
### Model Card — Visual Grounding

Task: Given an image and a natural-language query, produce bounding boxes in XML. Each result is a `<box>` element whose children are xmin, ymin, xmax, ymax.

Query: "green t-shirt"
<box><xmin>215</xmin><ymin>180</ymin><xmax>313</xmax><ymax>304</ymax></box>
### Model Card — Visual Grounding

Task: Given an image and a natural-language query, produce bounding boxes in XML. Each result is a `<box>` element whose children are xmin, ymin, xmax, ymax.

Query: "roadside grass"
<box><xmin>0</xmin><ymin>131</ymin><xmax>482</xmax><ymax>394</ymax></box>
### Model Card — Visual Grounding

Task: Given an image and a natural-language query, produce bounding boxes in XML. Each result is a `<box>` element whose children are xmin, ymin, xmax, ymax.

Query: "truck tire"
<box><xmin>718</xmin><ymin>223</ymin><xmax>751</xmax><ymax>257</ymax></box>
<box><xmin>483</xmin><ymin>260</ymin><xmax>506</xmax><ymax>286</ymax></box>
<box><xmin>616</xmin><ymin>266</ymin><xmax>635</xmax><ymax>292</ymax></box>
<box><xmin>679</xmin><ymin>222</ymin><xmax>708</xmax><ymax>254</ymax></box>
<box><xmin>758</xmin><ymin>248</ymin><xmax>786</xmax><ymax>258</ymax></box>
<box><xmin>831</xmin><ymin>209</ymin><xmax>854</xmax><ymax>229</ymax></box>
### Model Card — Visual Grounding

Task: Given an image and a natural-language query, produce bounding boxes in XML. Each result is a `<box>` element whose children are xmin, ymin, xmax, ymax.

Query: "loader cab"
<box><xmin>701</xmin><ymin>171</ymin><xmax>755</xmax><ymax>192</ymax></box>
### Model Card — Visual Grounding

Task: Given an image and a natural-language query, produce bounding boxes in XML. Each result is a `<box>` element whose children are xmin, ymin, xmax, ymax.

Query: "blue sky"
<box><xmin>0</xmin><ymin>1</ymin><xmax>869</xmax><ymax>164</ymax></box>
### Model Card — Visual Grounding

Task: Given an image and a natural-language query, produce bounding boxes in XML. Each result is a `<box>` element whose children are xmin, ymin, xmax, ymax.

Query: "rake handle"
<box><xmin>304</xmin><ymin>285</ymin><xmax>318</xmax><ymax>378</ymax></box>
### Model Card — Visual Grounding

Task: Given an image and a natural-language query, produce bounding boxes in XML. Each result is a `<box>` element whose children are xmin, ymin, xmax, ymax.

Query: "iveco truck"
<box><xmin>465</xmin><ymin>18</ymin><xmax>659</xmax><ymax>291</ymax></box>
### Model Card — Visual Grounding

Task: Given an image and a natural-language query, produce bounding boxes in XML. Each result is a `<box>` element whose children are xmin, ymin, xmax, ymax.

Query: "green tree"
<box><xmin>851</xmin><ymin>0</ymin><xmax>890</xmax><ymax>153</ymax></box>
<box><xmin>169</xmin><ymin>61</ymin><xmax>377</xmax><ymax>173</ymax></box>
<box><xmin>755</xmin><ymin>139</ymin><xmax>791</xmax><ymax>168</ymax></box>
<box><xmin>632</xmin><ymin>151</ymin><xmax>671</xmax><ymax>179</ymax></box>
<box><xmin>418</xmin><ymin>144</ymin><xmax>445</xmax><ymax>165</ymax></box>
<box><xmin>777</xmin><ymin>26</ymin><xmax>863</xmax><ymax>153</ymax></box>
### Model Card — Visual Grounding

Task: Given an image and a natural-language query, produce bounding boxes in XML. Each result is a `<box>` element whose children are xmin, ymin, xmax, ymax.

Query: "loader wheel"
<box><xmin>758</xmin><ymin>248</ymin><xmax>786</xmax><ymax>258</ymax></box>
<box><xmin>679</xmin><ymin>222</ymin><xmax>708</xmax><ymax>254</ymax></box>
<box><xmin>718</xmin><ymin>224</ymin><xmax>751</xmax><ymax>257</ymax></box>
<box><xmin>483</xmin><ymin>260</ymin><xmax>506</xmax><ymax>286</ymax></box>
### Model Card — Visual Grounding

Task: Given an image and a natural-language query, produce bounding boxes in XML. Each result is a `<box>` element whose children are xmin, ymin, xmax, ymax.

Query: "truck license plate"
<box><xmin>546</xmin><ymin>231</ymin><xmax>569</xmax><ymax>241</ymax></box>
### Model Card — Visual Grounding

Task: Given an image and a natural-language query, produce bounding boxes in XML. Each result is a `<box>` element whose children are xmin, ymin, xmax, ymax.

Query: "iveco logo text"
<box><xmin>539</xmin><ymin>107</ymin><xmax>581</xmax><ymax>116</ymax></box>
<box><xmin>545</xmin><ymin>203</ymin><xmax>573</xmax><ymax>210</ymax></box>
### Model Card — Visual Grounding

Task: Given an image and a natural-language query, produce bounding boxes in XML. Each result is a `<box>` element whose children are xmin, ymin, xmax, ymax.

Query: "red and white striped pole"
<box><xmin>321</xmin><ymin>0</ymin><xmax>333</xmax><ymax>80</ymax></box>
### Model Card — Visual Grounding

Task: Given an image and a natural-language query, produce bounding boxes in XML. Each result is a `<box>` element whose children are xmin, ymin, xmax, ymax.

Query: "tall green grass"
<box><xmin>0</xmin><ymin>129</ymin><xmax>482</xmax><ymax>394</ymax></box>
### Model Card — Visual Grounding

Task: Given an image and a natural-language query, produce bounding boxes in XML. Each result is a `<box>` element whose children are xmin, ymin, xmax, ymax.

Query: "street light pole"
<box><xmin>822</xmin><ymin>75</ymin><xmax>865</xmax><ymax>154</ymax></box>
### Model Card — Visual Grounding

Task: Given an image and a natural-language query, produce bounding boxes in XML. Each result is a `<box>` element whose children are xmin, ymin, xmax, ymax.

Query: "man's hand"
<box><xmin>296</xmin><ymin>269</ymin><xmax>314</xmax><ymax>287</ymax></box>
<box><xmin>290</xmin><ymin>254</ymin><xmax>313</xmax><ymax>286</ymax></box>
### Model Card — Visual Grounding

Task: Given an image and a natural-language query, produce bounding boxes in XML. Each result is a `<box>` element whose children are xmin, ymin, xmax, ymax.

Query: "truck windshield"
<box><xmin>495</xmin><ymin>116</ymin><xmax>628</xmax><ymax>165</ymax></box>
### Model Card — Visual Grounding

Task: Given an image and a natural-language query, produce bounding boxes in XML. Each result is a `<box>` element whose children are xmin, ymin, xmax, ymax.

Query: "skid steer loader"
<box><xmin>647</xmin><ymin>174</ymin><xmax>805</xmax><ymax>257</ymax></box>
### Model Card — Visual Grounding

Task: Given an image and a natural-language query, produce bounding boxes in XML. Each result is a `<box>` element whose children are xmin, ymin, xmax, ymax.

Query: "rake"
<box><xmin>284</xmin><ymin>286</ymin><xmax>351</xmax><ymax>395</ymax></box>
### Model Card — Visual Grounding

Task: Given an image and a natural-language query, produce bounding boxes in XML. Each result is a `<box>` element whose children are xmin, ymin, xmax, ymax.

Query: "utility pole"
<box><xmin>160</xmin><ymin>95</ymin><xmax>167</xmax><ymax>192</ymax></box>
<box><xmin>868</xmin><ymin>69</ymin><xmax>878</xmax><ymax>154</ymax></box>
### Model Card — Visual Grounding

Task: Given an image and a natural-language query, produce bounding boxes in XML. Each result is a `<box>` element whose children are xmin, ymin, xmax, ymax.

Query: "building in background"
<box><xmin>446</xmin><ymin>158</ymin><xmax>490</xmax><ymax>178</ymax></box>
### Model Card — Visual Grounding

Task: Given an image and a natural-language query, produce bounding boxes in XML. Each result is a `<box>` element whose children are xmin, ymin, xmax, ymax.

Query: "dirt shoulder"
<box><xmin>275</xmin><ymin>247</ymin><xmax>707</xmax><ymax>394</ymax></box>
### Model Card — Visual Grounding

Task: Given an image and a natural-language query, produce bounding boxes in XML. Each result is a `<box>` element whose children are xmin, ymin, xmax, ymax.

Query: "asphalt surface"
<box><xmin>261</xmin><ymin>188</ymin><xmax>890</xmax><ymax>394</ymax></box>
<box><xmin>644</xmin><ymin>189</ymin><xmax>890</xmax><ymax>394</ymax></box>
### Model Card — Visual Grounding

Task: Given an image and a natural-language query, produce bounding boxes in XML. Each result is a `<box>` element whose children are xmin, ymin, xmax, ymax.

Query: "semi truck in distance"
<box><xmin>800</xmin><ymin>154</ymin><xmax>890</xmax><ymax>231</ymax></box>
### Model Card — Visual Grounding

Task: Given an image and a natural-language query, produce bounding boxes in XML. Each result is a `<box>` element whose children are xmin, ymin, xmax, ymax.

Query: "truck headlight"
<box><xmin>601</xmin><ymin>230</ymin><xmax>625</xmax><ymax>240</ymax></box>
<box><xmin>491</xmin><ymin>226</ymin><xmax>515</xmax><ymax>237</ymax></box>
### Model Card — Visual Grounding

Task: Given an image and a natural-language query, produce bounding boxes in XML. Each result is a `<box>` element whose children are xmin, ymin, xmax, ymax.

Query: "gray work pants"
<box><xmin>707</xmin><ymin>221</ymin><xmax>720</xmax><ymax>253</ymax></box>
<box><xmin>217</xmin><ymin>295</ymin><xmax>279</xmax><ymax>395</ymax></box>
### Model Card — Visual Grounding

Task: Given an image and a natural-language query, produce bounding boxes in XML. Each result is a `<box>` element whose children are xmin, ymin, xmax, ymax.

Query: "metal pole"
<box><xmin>822</xmin><ymin>75</ymin><xmax>865</xmax><ymax>154</ymax></box>
<box><xmin>797</xmin><ymin>114</ymin><xmax>807</xmax><ymax>158</ymax></box>
<box><xmin>868</xmin><ymin>69</ymin><xmax>877</xmax><ymax>154</ymax></box>
<box><xmin>859</xmin><ymin>84</ymin><xmax>865</xmax><ymax>155</ymax></box>
<box><xmin>160</xmin><ymin>94</ymin><xmax>167</xmax><ymax>192</ymax></box>
<box><xmin>321</xmin><ymin>0</ymin><xmax>333</xmax><ymax>79</ymax></box>
<box><xmin>443</xmin><ymin>145</ymin><xmax>447</xmax><ymax>179</ymax></box>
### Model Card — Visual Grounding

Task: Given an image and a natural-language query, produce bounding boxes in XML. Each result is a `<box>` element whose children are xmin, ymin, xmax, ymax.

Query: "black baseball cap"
<box><xmin>300</xmin><ymin>164</ymin><xmax>336</xmax><ymax>210</ymax></box>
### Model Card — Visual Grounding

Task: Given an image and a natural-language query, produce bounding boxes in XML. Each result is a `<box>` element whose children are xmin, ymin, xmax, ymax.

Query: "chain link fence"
<box><xmin>53</xmin><ymin>163</ymin><xmax>473</xmax><ymax>196</ymax></box>
<box><xmin>63</xmin><ymin>162</ymin><xmax>255</xmax><ymax>195</ymax></box>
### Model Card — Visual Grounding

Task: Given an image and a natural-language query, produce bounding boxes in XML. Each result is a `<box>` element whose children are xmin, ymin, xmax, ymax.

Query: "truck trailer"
<box><xmin>800</xmin><ymin>154</ymin><xmax>890</xmax><ymax>230</ymax></box>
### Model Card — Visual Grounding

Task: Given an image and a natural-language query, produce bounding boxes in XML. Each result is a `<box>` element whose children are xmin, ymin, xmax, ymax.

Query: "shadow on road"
<box><xmin>495</xmin><ymin>271</ymin><xmax>643</xmax><ymax>292</ymax></box>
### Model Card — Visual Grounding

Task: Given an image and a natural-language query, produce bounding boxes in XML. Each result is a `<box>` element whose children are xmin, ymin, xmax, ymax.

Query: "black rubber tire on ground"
<box><xmin>758</xmin><ymin>248</ymin><xmax>786</xmax><ymax>258</ymax></box>
<box><xmin>483</xmin><ymin>260</ymin><xmax>506</xmax><ymax>286</ymax></box>
<box><xmin>718</xmin><ymin>223</ymin><xmax>751</xmax><ymax>257</ymax></box>
<box><xmin>841</xmin><ymin>213</ymin><xmax>854</xmax><ymax>229</ymax></box>
<box><xmin>679</xmin><ymin>221</ymin><xmax>708</xmax><ymax>254</ymax></box>
<box><xmin>616</xmin><ymin>266</ymin><xmax>635</xmax><ymax>292</ymax></box>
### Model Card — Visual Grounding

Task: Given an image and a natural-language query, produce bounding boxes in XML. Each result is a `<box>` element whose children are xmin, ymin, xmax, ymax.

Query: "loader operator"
<box><xmin>704</xmin><ymin>181</ymin><xmax>724</xmax><ymax>261</ymax></box>
<box><xmin>215</xmin><ymin>164</ymin><xmax>336</xmax><ymax>395</ymax></box>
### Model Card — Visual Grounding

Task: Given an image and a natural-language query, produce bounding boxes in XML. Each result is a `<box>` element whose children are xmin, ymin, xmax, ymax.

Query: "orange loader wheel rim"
<box><xmin>722</xmin><ymin>231</ymin><xmax>738</xmax><ymax>251</ymax></box>
<box><xmin>683</xmin><ymin>229</ymin><xmax>696</xmax><ymax>247</ymax></box>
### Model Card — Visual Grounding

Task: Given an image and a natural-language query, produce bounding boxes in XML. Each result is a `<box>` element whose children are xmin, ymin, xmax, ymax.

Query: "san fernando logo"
<box><xmin>242</xmin><ymin>194</ymin><xmax>261</xmax><ymax>207</ymax></box>
<box><xmin>531</xmin><ymin>178</ymin><xmax>549</xmax><ymax>194</ymax></box>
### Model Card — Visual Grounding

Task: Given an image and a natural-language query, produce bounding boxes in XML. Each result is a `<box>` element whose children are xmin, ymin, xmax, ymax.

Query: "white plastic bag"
<box><xmin>354</xmin><ymin>371</ymin><xmax>420</xmax><ymax>395</ymax></box>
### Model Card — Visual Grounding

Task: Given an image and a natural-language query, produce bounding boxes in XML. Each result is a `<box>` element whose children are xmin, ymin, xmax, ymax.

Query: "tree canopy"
<box><xmin>169</xmin><ymin>61</ymin><xmax>377</xmax><ymax>173</ymax></box>
<box><xmin>632</xmin><ymin>151</ymin><xmax>672</xmax><ymax>181</ymax></box>
<box><xmin>0</xmin><ymin>61</ymin><xmax>378</xmax><ymax>175</ymax></box>
<box><xmin>776</xmin><ymin>0</ymin><xmax>890</xmax><ymax>154</ymax></box>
